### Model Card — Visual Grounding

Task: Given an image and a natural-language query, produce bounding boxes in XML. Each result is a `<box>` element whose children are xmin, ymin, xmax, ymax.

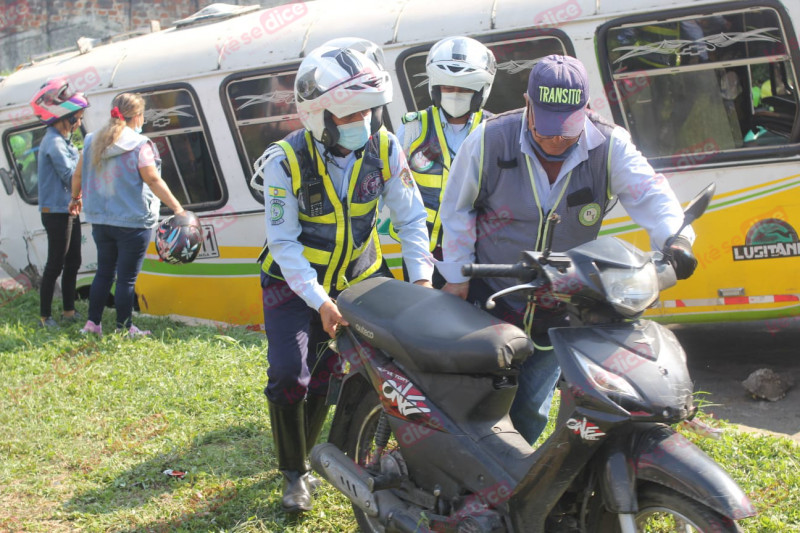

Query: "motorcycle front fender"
<box><xmin>599</xmin><ymin>424</ymin><xmax>756</xmax><ymax>520</ymax></box>
<box><xmin>327</xmin><ymin>370</ymin><xmax>373</xmax><ymax>450</ymax></box>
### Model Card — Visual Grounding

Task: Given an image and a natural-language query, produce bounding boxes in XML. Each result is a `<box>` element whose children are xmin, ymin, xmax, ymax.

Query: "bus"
<box><xmin>0</xmin><ymin>0</ymin><xmax>798</xmax><ymax>329</ymax></box>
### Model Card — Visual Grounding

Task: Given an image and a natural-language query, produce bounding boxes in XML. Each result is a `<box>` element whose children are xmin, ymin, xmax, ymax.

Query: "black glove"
<box><xmin>666</xmin><ymin>235</ymin><xmax>697</xmax><ymax>280</ymax></box>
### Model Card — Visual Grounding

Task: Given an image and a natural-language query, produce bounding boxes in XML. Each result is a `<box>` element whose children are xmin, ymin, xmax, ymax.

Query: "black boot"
<box><xmin>268</xmin><ymin>400</ymin><xmax>312</xmax><ymax>513</ymax></box>
<box><xmin>305</xmin><ymin>394</ymin><xmax>330</xmax><ymax>492</ymax></box>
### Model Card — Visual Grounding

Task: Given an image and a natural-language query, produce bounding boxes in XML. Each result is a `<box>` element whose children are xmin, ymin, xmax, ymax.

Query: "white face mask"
<box><xmin>439</xmin><ymin>92</ymin><xmax>473</xmax><ymax>118</ymax></box>
<box><xmin>337</xmin><ymin>114</ymin><xmax>371</xmax><ymax>151</ymax></box>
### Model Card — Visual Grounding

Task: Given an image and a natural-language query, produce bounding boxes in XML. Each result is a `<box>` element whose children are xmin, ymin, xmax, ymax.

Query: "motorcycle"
<box><xmin>310</xmin><ymin>184</ymin><xmax>756</xmax><ymax>532</ymax></box>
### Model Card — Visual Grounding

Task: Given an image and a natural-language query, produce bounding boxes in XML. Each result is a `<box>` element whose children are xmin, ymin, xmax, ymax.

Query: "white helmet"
<box><xmin>426</xmin><ymin>36</ymin><xmax>496</xmax><ymax>113</ymax></box>
<box><xmin>295</xmin><ymin>40</ymin><xmax>392</xmax><ymax>147</ymax></box>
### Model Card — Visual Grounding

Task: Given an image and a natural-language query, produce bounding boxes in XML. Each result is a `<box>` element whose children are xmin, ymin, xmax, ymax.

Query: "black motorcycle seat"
<box><xmin>337</xmin><ymin>277</ymin><xmax>534</xmax><ymax>374</ymax></box>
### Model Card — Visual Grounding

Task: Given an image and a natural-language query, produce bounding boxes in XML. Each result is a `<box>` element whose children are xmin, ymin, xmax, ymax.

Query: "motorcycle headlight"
<box><xmin>600</xmin><ymin>263</ymin><xmax>658</xmax><ymax>316</ymax></box>
<box><xmin>573</xmin><ymin>349</ymin><xmax>643</xmax><ymax>402</ymax></box>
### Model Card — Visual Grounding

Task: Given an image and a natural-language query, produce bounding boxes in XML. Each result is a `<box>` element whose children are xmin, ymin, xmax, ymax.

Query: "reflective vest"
<box><xmin>261</xmin><ymin>128</ymin><xmax>392</xmax><ymax>294</ymax></box>
<box><xmin>394</xmin><ymin>106</ymin><xmax>484</xmax><ymax>250</ymax></box>
<box><xmin>474</xmin><ymin>109</ymin><xmax>617</xmax><ymax>307</ymax></box>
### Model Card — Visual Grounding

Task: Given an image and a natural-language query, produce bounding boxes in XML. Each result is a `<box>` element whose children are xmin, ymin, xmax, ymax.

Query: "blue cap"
<box><xmin>527</xmin><ymin>55</ymin><xmax>588</xmax><ymax>137</ymax></box>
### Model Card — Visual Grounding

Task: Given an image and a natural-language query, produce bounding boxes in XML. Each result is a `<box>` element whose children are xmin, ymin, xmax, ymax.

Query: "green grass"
<box><xmin>1</xmin><ymin>288</ymin><xmax>798</xmax><ymax>532</ymax></box>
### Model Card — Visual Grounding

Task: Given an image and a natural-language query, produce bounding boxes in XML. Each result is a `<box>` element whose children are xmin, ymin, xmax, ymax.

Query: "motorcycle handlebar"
<box><xmin>462</xmin><ymin>262</ymin><xmax>534</xmax><ymax>281</ymax></box>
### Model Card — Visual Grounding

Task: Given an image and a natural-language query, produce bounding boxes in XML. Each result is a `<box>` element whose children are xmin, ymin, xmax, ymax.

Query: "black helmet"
<box><xmin>156</xmin><ymin>211</ymin><xmax>203</xmax><ymax>264</ymax></box>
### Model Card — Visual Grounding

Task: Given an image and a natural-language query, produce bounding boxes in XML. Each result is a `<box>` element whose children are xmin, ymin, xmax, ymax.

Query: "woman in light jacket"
<box><xmin>69</xmin><ymin>93</ymin><xmax>184</xmax><ymax>336</ymax></box>
<box><xmin>30</xmin><ymin>78</ymin><xmax>90</xmax><ymax>328</ymax></box>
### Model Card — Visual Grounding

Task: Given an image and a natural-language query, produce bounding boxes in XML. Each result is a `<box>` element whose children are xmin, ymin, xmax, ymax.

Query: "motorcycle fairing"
<box><xmin>337</xmin><ymin>277</ymin><xmax>533</xmax><ymax>374</ymax></box>
<box><xmin>550</xmin><ymin>321</ymin><xmax>695</xmax><ymax>422</ymax></box>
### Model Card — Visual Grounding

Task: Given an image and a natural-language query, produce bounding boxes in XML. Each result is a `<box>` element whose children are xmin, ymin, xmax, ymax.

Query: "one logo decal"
<box><xmin>578</xmin><ymin>203</ymin><xmax>601</xmax><ymax>226</ymax></box>
<box><xmin>566</xmin><ymin>417</ymin><xmax>606</xmax><ymax>441</ymax></box>
<box><xmin>732</xmin><ymin>219</ymin><xmax>800</xmax><ymax>261</ymax></box>
<box><xmin>382</xmin><ymin>379</ymin><xmax>431</xmax><ymax>417</ymax></box>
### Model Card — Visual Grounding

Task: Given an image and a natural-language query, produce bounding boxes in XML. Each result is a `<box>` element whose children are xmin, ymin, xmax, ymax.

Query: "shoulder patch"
<box><xmin>401</xmin><ymin>111</ymin><xmax>420</xmax><ymax>124</ymax></box>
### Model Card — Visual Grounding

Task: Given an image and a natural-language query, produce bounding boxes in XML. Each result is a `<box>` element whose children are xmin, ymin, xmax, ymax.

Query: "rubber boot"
<box><xmin>305</xmin><ymin>394</ymin><xmax>330</xmax><ymax>492</ymax></box>
<box><xmin>268</xmin><ymin>400</ymin><xmax>312</xmax><ymax>513</ymax></box>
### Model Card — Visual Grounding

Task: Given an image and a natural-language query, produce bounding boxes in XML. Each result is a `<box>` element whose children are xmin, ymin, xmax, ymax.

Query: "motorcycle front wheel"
<box><xmin>587</xmin><ymin>482</ymin><xmax>743</xmax><ymax>532</ymax></box>
<box><xmin>342</xmin><ymin>387</ymin><xmax>392</xmax><ymax>533</ymax></box>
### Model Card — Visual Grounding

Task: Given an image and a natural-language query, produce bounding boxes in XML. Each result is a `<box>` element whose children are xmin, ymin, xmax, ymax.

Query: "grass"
<box><xmin>1</xmin><ymin>287</ymin><xmax>798</xmax><ymax>532</ymax></box>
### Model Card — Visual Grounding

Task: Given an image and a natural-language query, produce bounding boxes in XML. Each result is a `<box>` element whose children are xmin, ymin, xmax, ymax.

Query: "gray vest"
<box><xmin>474</xmin><ymin>109</ymin><xmax>616</xmax><ymax>308</ymax></box>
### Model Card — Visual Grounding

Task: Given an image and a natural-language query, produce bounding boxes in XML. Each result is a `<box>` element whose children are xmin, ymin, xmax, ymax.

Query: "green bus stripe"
<box><xmin>599</xmin><ymin>179</ymin><xmax>800</xmax><ymax>238</ymax></box>
<box><xmin>385</xmin><ymin>257</ymin><xmax>403</xmax><ymax>268</ymax></box>
<box><xmin>707</xmin><ymin>180</ymin><xmax>800</xmax><ymax>212</ymax></box>
<box><xmin>142</xmin><ymin>259</ymin><xmax>260</xmax><ymax>276</ymax></box>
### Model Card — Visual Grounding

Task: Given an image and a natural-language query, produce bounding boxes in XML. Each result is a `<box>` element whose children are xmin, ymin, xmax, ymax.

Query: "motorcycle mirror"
<box><xmin>675</xmin><ymin>182</ymin><xmax>716</xmax><ymax>237</ymax></box>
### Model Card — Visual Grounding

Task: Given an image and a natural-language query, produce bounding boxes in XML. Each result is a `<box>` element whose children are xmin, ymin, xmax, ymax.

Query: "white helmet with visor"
<box><xmin>295</xmin><ymin>40</ymin><xmax>392</xmax><ymax>148</ymax></box>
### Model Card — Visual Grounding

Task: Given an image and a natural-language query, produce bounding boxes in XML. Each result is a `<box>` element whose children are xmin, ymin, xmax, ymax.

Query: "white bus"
<box><xmin>0</xmin><ymin>0</ymin><xmax>798</xmax><ymax>328</ymax></box>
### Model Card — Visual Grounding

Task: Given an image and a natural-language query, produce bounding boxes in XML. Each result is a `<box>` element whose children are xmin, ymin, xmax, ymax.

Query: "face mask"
<box><xmin>526</xmin><ymin>129</ymin><xmax>580</xmax><ymax>162</ymax></box>
<box><xmin>439</xmin><ymin>92</ymin><xmax>473</xmax><ymax>118</ymax></box>
<box><xmin>337</xmin><ymin>114</ymin><xmax>371</xmax><ymax>151</ymax></box>
<box><xmin>134</xmin><ymin>126</ymin><xmax>143</xmax><ymax>134</ymax></box>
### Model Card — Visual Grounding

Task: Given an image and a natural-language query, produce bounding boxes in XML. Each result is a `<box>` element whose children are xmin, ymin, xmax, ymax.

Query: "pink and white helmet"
<box><xmin>29</xmin><ymin>77</ymin><xmax>90</xmax><ymax>125</ymax></box>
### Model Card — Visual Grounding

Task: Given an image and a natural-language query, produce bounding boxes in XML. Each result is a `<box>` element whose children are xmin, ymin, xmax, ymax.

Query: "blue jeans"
<box><xmin>509</xmin><ymin>348</ymin><xmax>561</xmax><ymax>445</ymax></box>
<box><xmin>88</xmin><ymin>224</ymin><xmax>151</xmax><ymax>328</ymax></box>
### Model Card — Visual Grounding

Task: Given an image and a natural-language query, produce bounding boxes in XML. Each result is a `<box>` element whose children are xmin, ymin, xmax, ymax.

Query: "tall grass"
<box><xmin>0</xmin><ymin>288</ymin><xmax>797</xmax><ymax>532</ymax></box>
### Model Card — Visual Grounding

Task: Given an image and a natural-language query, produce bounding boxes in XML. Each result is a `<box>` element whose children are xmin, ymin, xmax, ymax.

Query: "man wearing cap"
<box><xmin>438</xmin><ymin>55</ymin><xmax>698</xmax><ymax>445</ymax></box>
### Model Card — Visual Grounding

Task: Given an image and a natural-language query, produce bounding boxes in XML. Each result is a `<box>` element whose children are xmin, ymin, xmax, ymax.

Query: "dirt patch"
<box><xmin>669</xmin><ymin>317</ymin><xmax>800</xmax><ymax>442</ymax></box>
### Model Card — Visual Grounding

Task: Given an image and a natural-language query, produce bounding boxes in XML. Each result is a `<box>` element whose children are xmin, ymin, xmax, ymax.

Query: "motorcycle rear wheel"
<box><xmin>587</xmin><ymin>482</ymin><xmax>743</xmax><ymax>532</ymax></box>
<box><xmin>342</xmin><ymin>387</ymin><xmax>391</xmax><ymax>533</ymax></box>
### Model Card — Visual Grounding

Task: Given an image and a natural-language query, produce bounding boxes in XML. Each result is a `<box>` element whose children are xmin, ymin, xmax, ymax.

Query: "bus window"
<box><xmin>225</xmin><ymin>71</ymin><xmax>302</xmax><ymax>202</ymax></box>
<box><xmin>3</xmin><ymin>125</ymin><xmax>84</xmax><ymax>204</ymax></box>
<box><xmin>139</xmin><ymin>87</ymin><xmax>224</xmax><ymax>210</ymax></box>
<box><xmin>397</xmin><ymin>34</ymin><xmax>570</xmax><ymax>114</ymax></box>
<box><xmin>600</xmin><ymin>6</ymin><xmax>798</xmax><ymax>163</ymax></box>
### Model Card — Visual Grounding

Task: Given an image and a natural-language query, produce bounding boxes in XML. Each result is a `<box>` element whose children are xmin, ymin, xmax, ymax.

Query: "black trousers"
<box><xmin>39</xmin><ymin>212</ymin><xmax>81</xmax><ymax>317</ymax></box>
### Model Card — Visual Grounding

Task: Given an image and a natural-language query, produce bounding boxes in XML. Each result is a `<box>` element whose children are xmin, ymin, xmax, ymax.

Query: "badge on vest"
<box><xmin>578</xmin><ymin>203</ymin><xmax>601</xmax><ymax>226</ymax></box>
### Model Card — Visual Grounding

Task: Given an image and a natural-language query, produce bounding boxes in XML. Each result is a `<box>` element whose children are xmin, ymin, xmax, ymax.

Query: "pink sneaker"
<box><xmin>80</xmin><ymin>320</ymin><xmax>103</xmax><ymax>336</ymax></box>
<box><xmin>126</xmin><ymin>325</ymin><xmax>151</xmax><ymax>337</ymax></box>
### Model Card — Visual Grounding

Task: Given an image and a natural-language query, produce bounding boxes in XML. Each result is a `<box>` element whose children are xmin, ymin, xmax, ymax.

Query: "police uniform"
<box><xmin>393</xmin><ymin>106</ymin><xmax>487</xmax><ymax>287</ymax></box>
<box><xmin>259</xmin><ymin>126</ymin><xmax>432</xmax><ymax>406</ymax></box>
<box><xmin>438</xmin><ymin>106</ymin><xmax>694</xmax><ymax>444</ymax></box>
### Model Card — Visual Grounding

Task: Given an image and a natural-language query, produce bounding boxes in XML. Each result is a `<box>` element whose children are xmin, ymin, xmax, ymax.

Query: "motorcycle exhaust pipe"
<box><xmin>310</xmin><ymin>442</ymin><xmax>380</xmax><ymax>517</ymax></box>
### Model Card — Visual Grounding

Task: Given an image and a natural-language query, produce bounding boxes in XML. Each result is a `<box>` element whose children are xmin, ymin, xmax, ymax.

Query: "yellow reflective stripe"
<box><xmin>428</xmin><ymin>110</ymin><xmax>451</xmax><ymax>249</ymax></box>
<box><xmin>331</xmin><ymin>154</ymin><xmax>365</xmax><ymax>290</ymax></box>
<box><xmin>275</xmin><ymin>140</ymin><xmax>302</xmax><ymax>197</ymax></box>
<box><xmin>298</xmin><ymin>211</ymin><xmax>336</xmax><ymax>223</ymax></box>
<box><xmin>407</xmin><ymin>111</ymin><xmax>429</xmax><ymax>155</ymax></box>
<box><xmin>302</xmin><ymin>246</ymin><xmax>331</xmax><ymax>265</ymax></box>
<box><xmin>414</xmin><ymin>172</ymin><xmax>442</xmax><ymax>188</ymax></box>
<box><xmin>351</xmin><ymin>198</ymin><xmax>379</xmax><ymax>217</ymax></box>
<box><xmin>425</xmin><ymin>206</ymin><xmax>437</xmax><ymax>223</ymax></box>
